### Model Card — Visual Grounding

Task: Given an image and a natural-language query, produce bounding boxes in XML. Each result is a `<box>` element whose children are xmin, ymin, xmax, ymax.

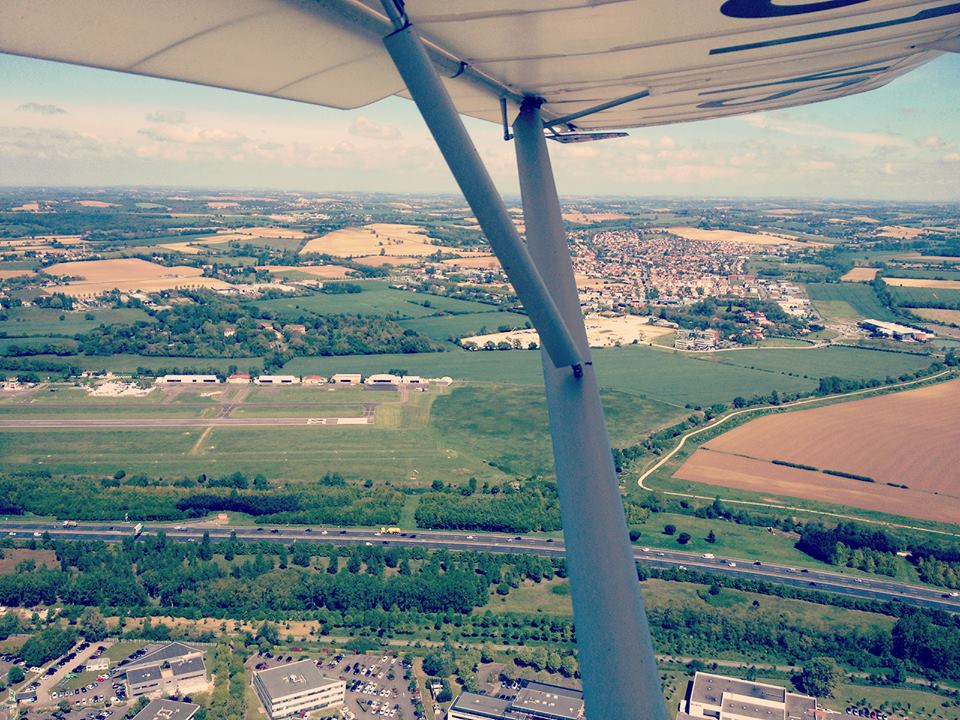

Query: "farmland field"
<box><xmin>911</xmin><ymin>308</ymin><xmax>960</xmax><ymax>324</ymax></box>
<box><xmin>0</xmin><ymin>306</ymin><xmax>153</xmax><ymax>337</ymax></box>
<box><xmin>839</xmin><ymin>267</ymin><xmax>879</xmax><ymax>282</ymax></box>
<box><xmin>283</xmin><ymin>344</ymin><xmax>935</xmax><ymax>407</ymax></box>
<box><xmin>249</xmin><ymin>282</ymin><xmax>499</xmax><ymax>319</ymax></box>
<box><xmin>674</xmin><ymin>377</ymin><xmax>960</xmax><ymax>524</ymax></box>
<box><xmin>887</xmin><ymin>284</ymin><xmax>960</xmax><ymax>308</ymax></box>
<box><xmin>300</xmin><ymin>223</ymin><xmax>438</xmax><ymax>258</ymax></box>
<box><xmin>805</xmin><ymin>282</ymin><xmax>898</xmax><ymax>322</ymax></box>
<box><xmin>44</xmin><ymin>258</ymin><xmax>234</xmax><ymax>296</ymax></box>
<box><xmin>666</xmin><ymin>226</ymin><xmax>816</xmax><ymax>248</ymax></box>
<box><xmin>883</xmin><ymin>277</ymin><xmax>960</xmax><ymax>290</ymax></box>
<box><xmin>693</xmin><ymin>345</ymin><xmax>933</xmax><ymax>381</ymax></box>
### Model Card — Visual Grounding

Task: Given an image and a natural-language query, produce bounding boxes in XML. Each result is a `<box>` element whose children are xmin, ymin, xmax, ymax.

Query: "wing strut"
<box><xmin>379</xmin><ymin>2</ymin><xmax>665</xmax><ymax>715</ymax></box>
<box><xmin>380</xmin><ymin>5</ymin><xmax>582</xmax><ymax>372</ymax></box>
<box><xmin>513</xmin><ymin>98</ymin><xmax>667</xmax><ymax>720</ymax></box>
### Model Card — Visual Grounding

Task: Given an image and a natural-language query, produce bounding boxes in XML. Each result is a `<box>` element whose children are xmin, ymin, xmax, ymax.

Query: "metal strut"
<box><xmin>379</xmin><ymin>3</ymin><xmax>582</xmax><ymax>372</ymax></box>
<box><xmin>513</xmin><ymin>97</ymin><xmax>667</xmax><ymax>720</ymax></box>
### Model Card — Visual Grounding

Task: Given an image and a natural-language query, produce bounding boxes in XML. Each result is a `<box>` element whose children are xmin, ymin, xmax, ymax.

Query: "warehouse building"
<box><xmin>130</xmin><ymin>699</ymin><xmax>200</xmax><ymax>720</ymax></box>
<box><xmin>255</xmin><ymin>375</ymin><xmax>300</xmax><ymax>384</ymax></box>
<box><xmin>679</xmin><ymin>672</ymin><xmax>816</xmax><ymax>720</ymax></box>
<box><xmin>253</xmin><ymin>660</ymin><xmax>345</xmax><ymax>720</ymax></box>
<box><xmin>331</xmin><ymin>373</ymin><xmax>361</xmax><ymax>385</ymax></box>
<box><xmin>121</xmin><ymin>642</ymin><xmax>210</xmax><ymax>698</ymax></box>
<box><xmin>365</xmin><ymin>373</ymin><xmax>401</xmax><ymax>386</ymax></box>
<box><xmin>448</xmin><ymin>680</ymin><xmax>583</xmax><ymax>720</ymax></box>
<box><xmin>156</xmin><ymin>375</ymin><xmax>219</xmax><ymax>384</ymax></box>
<box><xmin>859</xmin><ymin>319</ymin><xmax>931</xmax><ymax>342</ymax></box>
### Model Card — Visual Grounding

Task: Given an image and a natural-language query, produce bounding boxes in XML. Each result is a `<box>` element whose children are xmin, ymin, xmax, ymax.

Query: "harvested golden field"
<box><xmin>45</xmin><ymin>258</ymin><xmax>233</xmax><ymax>297</ymax></box>
<box><xmin>841</xmin><ymin>267</ymin><xmax>880</xmax><ymax>282</ymax></box>
<box><xmin>562</xmin><ymin>211</ymin><xmax>631</xmax><ymax>224</ymax></box>
<box><xmin>442</xmin><ymin>254</ymin><xmax>501</xmax><ymax>270</ymax></box>
<box><xmin>258</xmin><ymin>264</ymin><xmax>354</xmax><ymax>278</ymax></box>
<box><xmin>878</xmin><ymin>225</ymin><xmax>926</xmax><ymax>239</ymax></box>
<box><xmin>75</xmin><ymin>200</ymin><xmax>117</xmax><ymax>208</ymax></box>
<box><xmin>911</xmin><ymin>308</ymin><xmax>960</xmax><ymax>324</ymax></box>
<box><xmin>674</xmin><ymin>378</ymin><xmax>960</xmax><ymax>524</ymax></box>
<box><xmin>0</xmin><ymin>268</ymin><xmax>36</xmax><ymax>279</ymax></box>
<box><xmin>883</xmin><ymin>277</ymin><xmax>960</xmax><ymax>290</ymax></box>
<box><xmin>0</xmin><ymin>548</ymin><xmax>58</xmax><ymax>574</ymax></box>
<box><xmin>666</xmin><ymin>226</ymin><xmax>818</xmax><ymax>248</ymax></box>
<box><xmin>159</xmin><ymin>237</ymin><xmax>231</xmax><ymax>254</ymax></box>
<box><xmin>300</xmin><ymin>223</ymin><xmax>438</xmax><ymax>258</ymax></box>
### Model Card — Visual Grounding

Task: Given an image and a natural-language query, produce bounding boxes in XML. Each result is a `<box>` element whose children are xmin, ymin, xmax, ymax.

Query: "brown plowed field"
<box><xmin>674</xmin><ymin>378</ymin><xmax>960</xmax><ymax>524</ymax></box>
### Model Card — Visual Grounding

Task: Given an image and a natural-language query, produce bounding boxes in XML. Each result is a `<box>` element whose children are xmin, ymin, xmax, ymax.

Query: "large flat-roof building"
<box><xmin>130</xmin><ymin>699</ymin><xmax>200</xmax><ymax>720</ymax></box>
<box><xmin>448</xmin><ymin>680</ymin><xmax>583</xmax><ymax>720</ymax></box>
<box><xmin>253</xmin><ymin>660</ymin><xmax>345</xmax><ymax>720</ymax></box>
<box><xmin>157</xmin><ymin>375</ymin><xmax>219</xmax><ymax>385</ymax></box>
<box><xmin>682</xmin><ymin>672</ymin><xmax>816</xmax><ymax>720</ymax></box>
<box><xmin>859</xmin><ymin>319</ymin><xmax>931</xmax><ymax>342</ymax></box>
<box><xmin>121</xmin><ymin>642</ymin><xmax>209</xmax><ymax>699</ymax></box>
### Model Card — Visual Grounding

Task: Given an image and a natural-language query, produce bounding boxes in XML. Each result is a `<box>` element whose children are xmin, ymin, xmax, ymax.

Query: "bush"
<box><xmin>663</xmin><ymin>524</ymin><xmax>677</xmax><ymax>535</ymax></box>
<box><xmin>677</xmin><ymin>532</ymin><xmax>692</xmax><ymax>545</ymax></box>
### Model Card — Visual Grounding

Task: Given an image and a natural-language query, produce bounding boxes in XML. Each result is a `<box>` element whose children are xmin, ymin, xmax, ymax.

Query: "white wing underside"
<box><xmin>1</xmin><ymin>0</ymin><xmax>958</xmax><ymax>130</ymax></box>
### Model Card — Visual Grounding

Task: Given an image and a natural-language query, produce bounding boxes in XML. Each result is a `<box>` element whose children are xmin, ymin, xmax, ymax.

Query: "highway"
<box><xmin>4</xmin><ymin>521</ymin><xmax>959</xmax><ymax>613</ymax></box>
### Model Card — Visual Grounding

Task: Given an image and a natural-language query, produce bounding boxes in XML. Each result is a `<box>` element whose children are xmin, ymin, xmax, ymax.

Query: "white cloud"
<box><xmin>743</xmin><ymin>114</ymin><xmax>906</xmax><ymax>149</ymax></box>
<box><xmin>17</xmin><ymin>102</ymin><xmax>67</xmax><ymax>115</ymax></box>
<box><xmin>943</xmin><ymin>152</ymin><xmax>960</xmax><ymax>163</ymax></box>
<box><xmin>800</xmin><ymin>160</ymin><xmax>837</xmax><ymax>172</ymax></box>
<box><xmin>349</xmin><ymin>116</ymin><xmax>400</xmax><ymax>140</ymax></box>
<box><xmin>145</xmin><ymin>110</ymin><xmax>187</xmax><ymax>124</ymax></box>
<box><xmin>881</xmin><ymin>163</ymin><xmax>897</xmax><ymax>175</ymax></box>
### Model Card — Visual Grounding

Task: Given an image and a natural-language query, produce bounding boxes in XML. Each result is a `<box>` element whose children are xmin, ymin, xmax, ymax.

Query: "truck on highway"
<box><xmin>133</xmin><ymin>523</ymin><xmax>144</xmax><ymax>537</ymax></box>
<box><xmin>380</xmin><ymin>527</ymin><xmax>402</xmax><ymax>535</ymax></box>
<box><xmin>62</xmin><ymin>520</ymin><xmax>77</xmax><ymax>528</ymax></box>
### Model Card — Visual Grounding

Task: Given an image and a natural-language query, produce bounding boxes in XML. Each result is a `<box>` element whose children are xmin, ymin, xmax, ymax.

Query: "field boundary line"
<box><xmin>636</xmin><ymin>368</ymin><xmax>959</xmax><ymax>538</ymax></box>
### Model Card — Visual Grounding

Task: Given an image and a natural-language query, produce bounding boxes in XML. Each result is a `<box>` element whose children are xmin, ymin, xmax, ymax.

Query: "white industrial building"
<box><xmin>331</xmin><ymin>373</ymin><xmax>362</xmax><ymax>385</ymax></box>
<box><xmin>365</xmin><ymin>373</ymin><xmax>401</xmax><ymax>386</ymax></box>
<box><xmin>678</xmin><ymin>672</ymin><xmax>816</xmax><ymax>720</ymax></box>
<box><xmin>859</xmin><ymin>319</ymin><xmax>931</xmax><ymax>342</ymax></box>
<box><xmin>256</xmin><ymin>375</ymin><xmax>301</xmax><ymax>385</ymax></box>
<box><xmin>156</xmin><ymin>375</ymin><xmax>219</xmax><ymax>385</ymax></box>
<box><xmin>253</xmin><ymin>660</ymin><xmax>345</xmax><ymax>720</ymax></box>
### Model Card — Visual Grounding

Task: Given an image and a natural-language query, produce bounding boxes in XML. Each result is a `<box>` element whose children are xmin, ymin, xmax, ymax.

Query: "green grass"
<box><xmin>695</xmin><ymin>345</ymin><xmax>934</xmax><ymax>382</ymax></box>
<box><xmin>398</xmin><ymin>311</ymin><xmax>527</xmax><ymax>342</ymax></box>
<box><xmin>49</xmin><ymin>354</ymin><xmax>264</xmax><ymax>373</ymax></box>
<box><xmin>887</xmin><ymin>284</ymin><xmax>960</xmax><ymax>308</ymax></box>
<box><xmin>432</xmin><ymin>384</ymin><xmax>685</xmax><ymax>477</ymax></box>
<box><xmin>284</xmin><ymin>345</ymin><xmax>824</xmax><ymax>406</ymax></box>
<box><xmin>884</xmin><ymin>268</ymin><xmax>960</xmax><ymax>280</ymax></box>
<box><xmin>806</xmin><ymin>282</ymin><xmax>898</xmax><ymax>322</ymax></box>
<box><xmin>0</xmin><ymin>307</ymin><xmax>153</xmax><ymax>338</ymax></box>
<box><xmin>249</xmin><ymin>282</ymin><xmax>500</xmax><ymax>320</ymax></box>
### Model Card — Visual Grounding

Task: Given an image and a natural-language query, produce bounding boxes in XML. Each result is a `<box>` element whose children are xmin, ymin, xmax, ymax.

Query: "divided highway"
<box><xmin>4</xmin><ymin>521</ymin><xmax>959</xmax><ymax>613</ymax></box>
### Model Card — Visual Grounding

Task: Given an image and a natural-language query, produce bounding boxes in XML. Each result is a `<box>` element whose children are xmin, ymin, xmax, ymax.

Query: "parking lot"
<box><xmin>248</xmin><ymin>651</ymin><xmax>423</xmax><ymax>720</ymax></box>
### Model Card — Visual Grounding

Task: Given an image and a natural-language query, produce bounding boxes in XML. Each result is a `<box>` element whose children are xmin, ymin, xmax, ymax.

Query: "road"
<box><xmin>5</xmin><ymin>521</ymin><xmax>960</xmax><ymax>613</ymax></box>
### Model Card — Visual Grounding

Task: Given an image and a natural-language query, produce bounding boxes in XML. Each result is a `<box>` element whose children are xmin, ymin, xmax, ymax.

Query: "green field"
<box><xmin>432</xmin><ymin>384</ymin><xmax>685</xmax><ymax>477</ymax></box>
<box><xmin>887</xmin><ymin>284</ymin><xmax>960</xmax><ymax>308</ymax></box>
<box><xmin>695</xmin><ymin>345</ymin><xmax>933</xmax><ymax>381</ymax></box>
<box><xmin>282</xmin><ymin>344</ymin><xmax>930</xmax><ymax>407</ymax></box>
<box><xmin>805</xmin><ymin>283</ymin><xmax>897</xmax><ymax>322</ymax></box>
<box><xmin>250</xmin><ymin>282</ymin><xmax>501</xmax><ymax>319</ymax></box>
<box><xmin>0</xmin><ymin>306</ymin><xmax>153</xmax><ymax>338</ymax></box>
<box><xmin>398</xmin><ymin>311</ymin><xmax>527</xmax><ymax>342</ymax></box>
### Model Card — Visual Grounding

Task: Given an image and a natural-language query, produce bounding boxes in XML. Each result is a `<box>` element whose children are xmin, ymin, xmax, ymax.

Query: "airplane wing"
<box><xmin>1</xmin><ymin>0</ymin><xmax>958</xmax><ymax>130</ymax></box>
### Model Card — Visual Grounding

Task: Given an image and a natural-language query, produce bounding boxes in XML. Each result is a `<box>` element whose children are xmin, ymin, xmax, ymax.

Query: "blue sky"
<box><xmin>1</xmin><ymin>52</ymin><xmax>958</xmax><ymax>201</ymax></box>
